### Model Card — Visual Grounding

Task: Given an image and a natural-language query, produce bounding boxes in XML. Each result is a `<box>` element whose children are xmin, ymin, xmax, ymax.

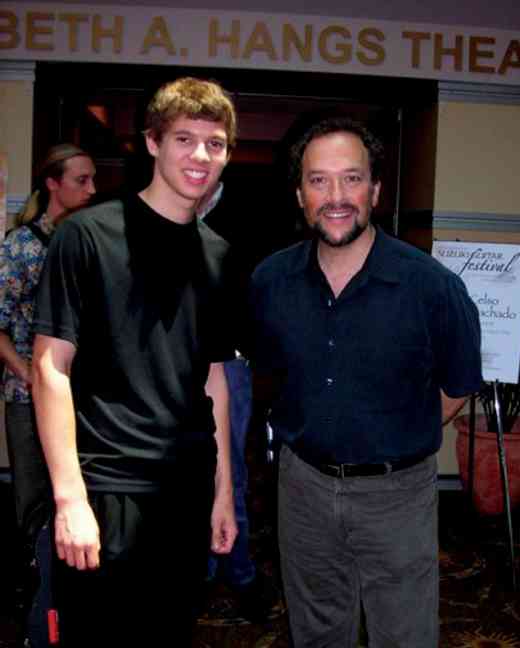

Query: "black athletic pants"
<box><xmin>52</xmin><ymin>448</ymin><xmax>216</xmax><ymax>648</ymax></box>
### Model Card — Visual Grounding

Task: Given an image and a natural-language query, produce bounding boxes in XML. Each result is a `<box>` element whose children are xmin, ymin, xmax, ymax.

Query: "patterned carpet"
<box><xmin>1</xmin><ymin>476</ymin><xmax>519</xmax><ymax>647</ymax></box>
<box><xmin>437</xmin><ymin>492</ymin><xmax>520</xmax><ymax>648</ymax></box>
<box><xmin>193</xmin><ymin>487</ymin><xmax>520</xmax><ymax>648</ymax></box>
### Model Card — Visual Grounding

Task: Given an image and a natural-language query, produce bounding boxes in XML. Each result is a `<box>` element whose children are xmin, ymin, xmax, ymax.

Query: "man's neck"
<box><xmin>139</xmin><ymin>185</ymin><xmax>196</xmax><ymax>225</ymax></box>
<box><xmin>46</xmin><ymin>203</ymin><xmax>69</xmax><ymax>225</ymax></box>
<box><xmin>317</xmin><ymin>224</ymin><xmax>376</xmax><ymax>298</ymax></box>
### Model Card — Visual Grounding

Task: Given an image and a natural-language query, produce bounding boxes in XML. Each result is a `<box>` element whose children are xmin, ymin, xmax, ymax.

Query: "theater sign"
<box><xmin>1</xmin><ymin>3</ymin><xmax>520</xmax><ymax>85</ymax></box>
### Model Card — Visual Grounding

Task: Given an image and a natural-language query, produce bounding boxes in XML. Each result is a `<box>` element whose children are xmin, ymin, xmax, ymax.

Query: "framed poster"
<box><xmin>432</xmin><ymin>241</ymin><xmax>520</xmax><ymax>384</ymax></box>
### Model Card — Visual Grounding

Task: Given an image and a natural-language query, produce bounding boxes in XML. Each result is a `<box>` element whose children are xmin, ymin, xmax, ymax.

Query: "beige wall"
<box><xmin>435</xmin><ymin>228</ymin><xmax>520</xmax><ymax>243</ymax></box>
<box><xmin>0</xmin><ymin>72</ymin><xmax>34</xmax><ymax>467</ymax></box>
<box><xmin>0</xmin><ymin>75</ymin><xmax>34</xmax><ymax>223</ymax></box>
<box><xmin>434</xmin><ymin>102</ymin><xmax>520</xmax><ymax>215</ymax></box>
<box><xmin>438</xmin><ymin>420</ymin><xmax>459</xmax><ymax>475</ymax></box>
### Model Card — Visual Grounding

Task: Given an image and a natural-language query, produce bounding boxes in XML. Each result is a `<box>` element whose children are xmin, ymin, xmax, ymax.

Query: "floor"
<box><xmin>0</xmin><ymin>474</ymin><xmax>519</xmax><ymax>647</ymax></box>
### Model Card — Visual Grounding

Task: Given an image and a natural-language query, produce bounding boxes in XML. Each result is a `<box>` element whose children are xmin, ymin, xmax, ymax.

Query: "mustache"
<box><xmin>317</xmin><ymin>202</ymin><xmax>359</xmax><ymax>218</ymax></box>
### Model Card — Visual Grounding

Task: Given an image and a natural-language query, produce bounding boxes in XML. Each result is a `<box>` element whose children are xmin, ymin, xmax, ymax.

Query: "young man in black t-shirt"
<box><xmin>32</xmin><ymin>77</ymin><xmax>238</xmax><ymax>647</ymax></box>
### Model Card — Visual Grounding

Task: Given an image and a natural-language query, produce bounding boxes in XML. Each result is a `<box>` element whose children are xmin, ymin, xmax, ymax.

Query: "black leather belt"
<box><xmin>298</xmin><ymin>452</ymin><xmax>429</xmax><ymax>478</ymax></box>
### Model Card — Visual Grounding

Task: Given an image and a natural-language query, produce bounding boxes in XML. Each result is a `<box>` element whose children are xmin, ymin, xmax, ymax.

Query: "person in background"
<box><xmin>0</xmin><ymin>143</ymin><xmax>96</xmax><ymax>647</ymax></box>
<box><xmin>247</xmin><ymin>116</ymin><xmax>482</xmax><ymax>647</ymax></box>
<box><xmin>31</xmin><ymin>77</ymin><xmax>238</xmax><ymax>647</ymax></box>
<box><xmin>198</xmin><ymin>182</ymin><xmax>279</xmax><ymax>623</ymax></box>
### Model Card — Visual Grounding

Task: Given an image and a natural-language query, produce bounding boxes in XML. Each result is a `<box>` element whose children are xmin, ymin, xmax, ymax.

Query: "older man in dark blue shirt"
<box><xmin>248</xmin><ymin>116</ymin><xmax>482</xmax><ymax>648</ymax></box>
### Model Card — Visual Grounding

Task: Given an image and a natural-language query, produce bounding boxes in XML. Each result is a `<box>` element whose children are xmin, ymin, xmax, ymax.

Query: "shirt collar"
<box><xmin>290</xmin><ymin>226</ymin><xmax>403</xmax><ymax>285</ymax></box>
<box><xmin>35</xmin><ymin>212</ymin><xmax>57</xmax><ymax>236</ymax></box>
<box><xmin>197</xmin><ymin>182</ymin><xmax>223</xmax><ymax>220</ymax></box>
<box><xmin>363</xmin><ymin>226</ymin><xmax>402</xmax><ymax>284</ymax></box>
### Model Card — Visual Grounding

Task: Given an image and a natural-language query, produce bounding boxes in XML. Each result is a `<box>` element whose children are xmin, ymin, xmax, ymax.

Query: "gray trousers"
<box><xmin>278</xmin><ymin>445</ymin><xmax>439</xmax><ymax>648</ymax></box>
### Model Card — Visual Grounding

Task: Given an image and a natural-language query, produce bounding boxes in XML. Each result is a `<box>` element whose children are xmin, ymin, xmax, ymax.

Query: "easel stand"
<box><xmin>468</xmin><ymin>382</ymin><xmax>517</xmax><ymax>590</ymax></box>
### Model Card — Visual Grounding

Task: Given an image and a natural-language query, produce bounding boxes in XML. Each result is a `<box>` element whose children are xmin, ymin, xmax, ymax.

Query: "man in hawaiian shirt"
<box><xmin>0</xmin><ymin>143</ymin><xmax>95</xmax><ymax>647</ymax></box>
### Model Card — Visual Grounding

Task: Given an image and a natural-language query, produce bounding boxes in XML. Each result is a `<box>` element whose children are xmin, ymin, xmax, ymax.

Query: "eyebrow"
<box><xmin>306</xmin><ymin>166</ymin><xmax>366</xmax><ymax>175</ymax></box>
<box><xmin>172</xmin><ymin>128</ymin><xmax>227</xmax><ymax>141</ymax></box>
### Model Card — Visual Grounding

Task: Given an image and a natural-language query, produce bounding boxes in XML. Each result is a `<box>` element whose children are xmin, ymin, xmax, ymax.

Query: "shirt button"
<box><xmin>327</xmin><ymin>299</ymin><xmax>333</xmax><ymax>307</ymax></box>
<box><xmin>326</xmin><ymin>377</ymin><xmax>334</xmax><ymax>386</ymax></box>
<box><xmin>328</xmin><ymin>339</ymin><xmax>335</xmax><ymax>348</ymax></box>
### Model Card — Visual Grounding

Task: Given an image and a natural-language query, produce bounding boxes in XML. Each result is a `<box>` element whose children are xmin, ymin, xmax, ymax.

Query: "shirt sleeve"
<box><xmin>435</xmin><ymin>272</ymin><xmax>483</xmax><ymax>397</ymax></box>
<box><xmin>33</xmin><ymin>220</ymin><xmax>89</xmax><ymax>347</ymax></box>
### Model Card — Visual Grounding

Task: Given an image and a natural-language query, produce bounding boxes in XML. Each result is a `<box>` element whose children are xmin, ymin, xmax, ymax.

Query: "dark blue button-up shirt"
<box><xmin>248</xmin><ymin>227</ymin><xmax>482</xmax><ymax>464</ymax></box>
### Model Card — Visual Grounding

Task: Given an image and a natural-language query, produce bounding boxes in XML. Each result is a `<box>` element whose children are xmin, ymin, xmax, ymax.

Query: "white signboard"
<box><xmin>1</xmin><ymin>4</ymin><xmax>520</xmax><ymax>85</ymax></box>
<box><xmin>432</xmin><ymin>241</ymin><xmax>520</xmax><ymax>384</ymax></box>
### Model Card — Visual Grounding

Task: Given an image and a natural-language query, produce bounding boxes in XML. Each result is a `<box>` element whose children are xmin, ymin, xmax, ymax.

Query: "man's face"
<box><xmin>145</xmin><ymin>116</ymin><xmax>229</xmax><ymax>211</ymax></box>
<box><xmin>47</xmin><ymin>155</ymin><xmax>96</xmax><ymax>217</ymax></box>
<box><xmin>297</xmin><ymin>131</ymin><xmax>381</xmax><ymax>248</ymax></box>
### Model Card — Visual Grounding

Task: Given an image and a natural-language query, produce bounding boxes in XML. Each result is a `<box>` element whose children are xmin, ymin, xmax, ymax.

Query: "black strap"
<box><xmin>26</xmin><ymin>221</ymin><xmax>51</xmax><ymax>247</ymax></box>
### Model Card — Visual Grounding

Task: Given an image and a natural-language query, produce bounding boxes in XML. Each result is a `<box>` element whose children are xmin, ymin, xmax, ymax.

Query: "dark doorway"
<box><xmin>34</xmin><ymin>62</ymin><xmax>437</xmax><ymax>259</ymax></box>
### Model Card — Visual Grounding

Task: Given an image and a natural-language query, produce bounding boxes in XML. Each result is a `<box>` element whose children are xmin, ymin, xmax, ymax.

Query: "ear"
<box><xmin>45</xmin><ymin>176</ymin><xmax>60</xmax><ymax>193</ymax></box>
<box><xmin>296</xmin><ymin>187</ymin><xmax>304</xmax><ymax>209</ymax></box>
<box><xmin>371</xmin><ymin>181</ymin><xmax>381</xmax><ymax>208</ymax></box>
<box><xmin>144</xmin><ymin>132</ymin><xmax>160</xmax><ymax>158</ymax></box>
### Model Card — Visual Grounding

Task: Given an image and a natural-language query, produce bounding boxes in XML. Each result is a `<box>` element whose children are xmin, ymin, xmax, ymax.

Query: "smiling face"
<box><xmin>297</xmin><ymin>131</ymin><xmax>381</xmax><ymax>248</ymax></box>
<box><xmin>145</xmin><ymin>115</ymin><xmax>229</xmax><ymax>218</ymax></box>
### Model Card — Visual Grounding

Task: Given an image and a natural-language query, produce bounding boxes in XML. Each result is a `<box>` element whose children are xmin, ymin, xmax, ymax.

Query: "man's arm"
<box><xmin>205</xmin><ymin>361</ymin><xmax>237</xmax><ymax>554</ymax></box>
<box><xmin>441</xmin><ymin>389</ymin><xmax>468</xmax><ymax>425</ymax></box>
<box><xmin>32</xmin><ymin>333</ymin><xmax>100</xmax><ymax>570</ymax></box>
<box><xmin>0</xmin><ymin>331</ymin><xmax>31</xmax><ymax>384</ymax></box>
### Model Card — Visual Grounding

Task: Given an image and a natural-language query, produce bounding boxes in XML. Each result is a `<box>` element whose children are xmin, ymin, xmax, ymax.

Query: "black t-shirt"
<box><xmin>34</xmin><ymin>195</ymin><xmax>236</xmax><ymax>491</ymax></box>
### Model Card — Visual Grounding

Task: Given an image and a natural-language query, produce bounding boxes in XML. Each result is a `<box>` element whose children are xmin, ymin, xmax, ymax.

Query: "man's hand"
<box><xmin>55</xmin><ymin>498</ymin><xmax>101</xmax><ymax>570</ymax></box>
<box><xmin>0</xmin><ymin>331</ymin><xmax>32</xmax><ymax>386</ymax></box>
<box><xmin>15</xmin><ymin>358</ymin><xmax>32</xmax><ymax>386</ymax></box>
<box><xmin>441</xmin><ymin>390</ymin><xmax>468</xmax><ymax>425</ymax></box>
<box><xmin>205</xmin><ymin>361</ymin><xmax>237</xmax><ymax>554</ymax></box>
<box><xmin>210</xmin><ymin>490</ymin><xmax>237</xmax><ymax>554</ymax></box>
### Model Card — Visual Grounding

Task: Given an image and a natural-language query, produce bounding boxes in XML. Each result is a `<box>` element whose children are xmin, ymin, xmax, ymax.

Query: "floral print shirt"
<box><xmin>0</xmin><ymin>213</ymin><xmax>55</xmax><ymax>402</ymax></box>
